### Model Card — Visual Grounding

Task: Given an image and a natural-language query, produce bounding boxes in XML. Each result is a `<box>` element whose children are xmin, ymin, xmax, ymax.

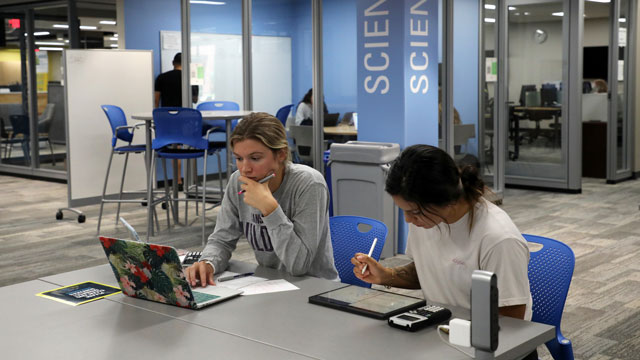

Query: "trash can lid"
<box><xmin>329</xmin><ymin>141</ymin><xmax>400</xmax><ymax>164</ymax></box>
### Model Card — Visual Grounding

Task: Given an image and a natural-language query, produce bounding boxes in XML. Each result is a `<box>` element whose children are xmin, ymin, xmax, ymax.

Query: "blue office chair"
<box><xmin>275</xmin><ymin>104</ymin><xmax>293</xmax><ymax>127</ymax></box>
<box><xmin>329</xmin><ymin>216</ymin><xmax>387</xmax><ymax>288</ymax></box>
<box><xmin>151</xmin><ymin>107</ymin><xmax>224</xmax><ymax>244</ymax></box>
<box><xmin>524</xmin><ymin>234</ymin><xmax>575</xmax><ymax>360</ymax></box>
<box><xmin>197</xmin><ymin>100</ymin><xmax>240</xmax><ymax>134</ymax></box>
<box><xmin>97</xmin><ymin>105</ymin><xmax>168</xmax><ymax>235</ymax></box>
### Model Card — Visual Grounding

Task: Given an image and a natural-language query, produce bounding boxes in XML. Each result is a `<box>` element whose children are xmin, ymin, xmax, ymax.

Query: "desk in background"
<box><xmin>510</xmin><ymin>106</ymin><xmax>561</xmax><ymax>160</ymax></box>
<box><xmin>9</xmin><ymin>260</ymin><xmax>557</xmax><ymax>360</ymax></box>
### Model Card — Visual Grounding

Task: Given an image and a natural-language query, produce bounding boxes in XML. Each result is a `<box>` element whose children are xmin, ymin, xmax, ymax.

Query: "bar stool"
<box><xmin>97</xmin><ymin>105</ymin><xmax>170</xmax><ymax>235</ymax></box>
<box><xmin>150</xmin><ymin>107</ymin><xmax>224</xmax><ymax>244</ymax></box>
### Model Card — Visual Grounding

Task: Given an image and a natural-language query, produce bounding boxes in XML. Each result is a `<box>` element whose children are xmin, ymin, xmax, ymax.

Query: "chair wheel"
<box><xmin>55</xmin><ymin>211</ymin><xmax>63</xmax><ymax>220</ymax></box>
<box><xmin>78</xmin><ymin>214</ymin><xmax>86</xmax><ymax>223</ymax></box>
<box><xmin>162</xmin><ymin>202</ymin><xmax>167</xmax><ymax>210</ymax></box>
<box><xmin>141</xmin><ymin>201</ymin><xmax>147</xmax><ymax>206</ymax></box>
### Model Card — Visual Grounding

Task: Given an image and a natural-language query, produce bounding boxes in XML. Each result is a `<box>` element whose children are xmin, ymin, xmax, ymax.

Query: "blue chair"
<box><xmin>97</xmin><ymin>105</ymin><xmax>168</xmax><ymax>235</ymax></box>
<box><xmin>524</xmin><ymin>234</ymin><xmax>575</xmax><ymax>360</ymax></box>
<box><xmin>151</xmin><ymin>107</ymin><xmax>224</xmax><ymax>244</ymax></box>
<box><xmin>197</xmin><ymin>101</ymin><xmax>240</xmax><ymax>133</ymax></box>
<box><xmin>275</xmin><ymin>104</ymin><xmax>293</xmax><ymax>127</ymax></box>
<box><xmin>329</xmin><ymin>216</ymin><xmax>387</xmax><ymax>288</ymax></box>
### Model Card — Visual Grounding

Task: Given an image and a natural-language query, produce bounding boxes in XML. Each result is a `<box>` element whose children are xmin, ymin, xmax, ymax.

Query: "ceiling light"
<box><xmin>552</xmin><ymin>12</ymin><xmax>564</xmax><ymax>16</ymax></box>
<box><xmin>484</xmin><ymin>4</ymin><xmax>496</xmax><ymax>10</ymax></box>
<box><xmin>508</xmin><ymin>6</ymin><xmax>516</xmax><ymax>11</ymax></box>
<box><xmin>34</xmin><ymin>31</ymin><xmax>50</xmax><ymax>36</ymax></box>
<box><xmin>38</xmin><ymin>47</ymin><xmax>64</xmax><ymax>51</ymax></box>
<box><xmin>114</xmin><ymin>34</ymin><xmax>119</xmax><ymax>38</ymax></box>
<box><xmin>110</xmin><ymin>44</ymin><xmax>118</xmax><ymax>48</ymax></box>
<box><xmin>587</xmin><ymin>0</ymin><xmax>611</xmax><ymax>3</ymax></box>
<box><xmin>53</xmin><ymin>24</ymin><xmax>68</xmax><ymax>29</ymax></box>
<box><xmin>524</xmin><ymin>12</ymin><xmax>530</xmax><ymax>15</ymax></box>
<box><xmin>109</xmin><ymin>37</ymin><xmax>118</xmax><ymax>41</ymax></box>
<box><xmin>190</xmin><ymin>1</ymin><xmax>226</xmax><ymax>5</ymax></box>
<box><xmin>35</xmin><ymin>41</ymin><xmax>64</xmax><ymax>46</ymax></box>
<box><xmin>99</xmin><ymin>20</ymin><xmax>117</xmax><ymax>25</ymax></box>
<box><xmin>619</xmin><ymin>18</ymin><xmax>627</xmax><ymax>22</ymax></box>
<box><xmin>79</xmin><ymin>25</ymin><xmax>98</xmax><ymax>30</ymax></box>
<box><xmin>484</xmin><ymin>18</ymin><xmax>496</xmax><ymax>23</ymax></box>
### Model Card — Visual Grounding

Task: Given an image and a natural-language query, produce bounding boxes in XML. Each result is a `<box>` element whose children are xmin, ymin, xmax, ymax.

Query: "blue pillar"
<box><xmin>357</xmin><ymin>0</ymin><xmax>439</xmax><ymax>253</ymax></box>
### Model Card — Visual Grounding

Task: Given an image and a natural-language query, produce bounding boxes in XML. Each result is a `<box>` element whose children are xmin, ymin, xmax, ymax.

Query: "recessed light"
<box><xmin>484</xmin><ymin>4</ymin><xmax>496</xmax><ymax>10</ymax></box>
<box><xmin>38</xmin><ymin>47</ymin><xmax>64</xmax><ymax>51</ymax></box>
<box><xmin>35</xmin><ymin>41</ymin><xmax>64</xmax><ymax>46</ymax></box>
<box><xmin>552</xmin><ymin>12</ymin><xmax>564</xmax><ymax>16</ymax></box>
<box><xmin>53</xmin><ymin>24</ymin><xmax>68</xmax><ymax>29</ymax></box>
<box><xmin>79</xmin><ymin>25</ymin><xmax>98</xmax><ymax>30</ymax></box>
<box><xmin>100</xmin><ymin>20</ymin><xmax>117</xmax><ymax>25</ymax></box>
<box><xmin>34</xmin><ymin>31</ymin><xmax>50</xmax><ymax>36</ymax></box>
<box><xmin>484</xmin><ymin>18</ymin><xmax>496</xmax><ymax>23</ymax></box>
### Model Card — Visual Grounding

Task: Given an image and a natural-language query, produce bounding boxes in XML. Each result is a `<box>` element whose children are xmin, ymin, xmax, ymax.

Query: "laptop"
<box><xmin>324</xmin><ymin>113</ymin><xmax>340</xmax><ymax>127</ymax></box>
<box><xmin>98</xmin><ymin>236</ymin><xmax>243</xmax><ymax>309</ymax></box>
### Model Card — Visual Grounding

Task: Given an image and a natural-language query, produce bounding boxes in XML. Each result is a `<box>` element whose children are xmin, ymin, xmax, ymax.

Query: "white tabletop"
<box><xmin>131</xmin><ymin>110</ymin><xmax>253</xmax><ymax>121</ymax></box>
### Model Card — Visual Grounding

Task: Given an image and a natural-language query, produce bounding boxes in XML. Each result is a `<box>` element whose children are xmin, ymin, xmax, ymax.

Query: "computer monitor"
<box><xmin>519</xmin><ymin>85</ymin><xmax>536</xmax><ymax>106</ymax></box>
<box><xmin>540</xmin><ymin>84</ymin><xmax>558</xmax><ymax>106</ymax></box>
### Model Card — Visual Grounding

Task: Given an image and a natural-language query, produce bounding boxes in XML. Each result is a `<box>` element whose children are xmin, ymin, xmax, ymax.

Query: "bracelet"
<box><xmin>384</xmin><ymin>268</ymin><xmax>395</xmax><ymax>289</ymax></box>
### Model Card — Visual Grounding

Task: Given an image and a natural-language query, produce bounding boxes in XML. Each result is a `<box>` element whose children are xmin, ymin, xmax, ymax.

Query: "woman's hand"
<box><xmin>238</xmin><ymin>175</ymin><xmax>278</xmax><ymax>216</ymax></box>
<box><xmin>184</xmin><ymin>261</ymin><xmax>215</xmax><ymax>288</ymax></box>
<box><xmin>350</xmin><ymin>253</ymin><xmax>391</xmax><ymax>285</ymax></box>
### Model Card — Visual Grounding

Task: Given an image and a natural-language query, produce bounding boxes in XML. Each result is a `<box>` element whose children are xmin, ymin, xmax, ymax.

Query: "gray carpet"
<box><xmin>1</xmin><ymin>174</ymin><xmax>639</xmax><ymax>360</ymax></box>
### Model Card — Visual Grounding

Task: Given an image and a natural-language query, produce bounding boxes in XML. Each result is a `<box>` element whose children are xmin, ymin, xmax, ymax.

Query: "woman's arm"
<box><xmin>261</xmin><ymin>182</ymin><xmax>329</xmax><ymax>276</ymax></box>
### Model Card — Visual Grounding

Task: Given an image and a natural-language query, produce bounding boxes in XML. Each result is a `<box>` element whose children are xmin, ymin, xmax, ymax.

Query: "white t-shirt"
<box><xmin>294</xmin><ymin>102</ymin><xmax>312</xmax><ymax>125</ymax></box>
<box><xmin>406</xmin><ymin>199</ymin><xmax>532</xmax><ymax>320</ymax></box>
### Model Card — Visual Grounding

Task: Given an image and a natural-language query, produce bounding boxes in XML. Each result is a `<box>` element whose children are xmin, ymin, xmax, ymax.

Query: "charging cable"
<box><xmin>437</xmin><ymin>319</ymin><xmax>476</xmax><ymax>358</ymax></box>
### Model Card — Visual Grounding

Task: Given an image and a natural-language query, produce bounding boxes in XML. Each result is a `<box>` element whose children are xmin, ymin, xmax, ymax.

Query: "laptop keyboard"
<box><xmin>192</xmin><ymin>291</ymin><xmax>220</xmax><ymax>304</ymax></box>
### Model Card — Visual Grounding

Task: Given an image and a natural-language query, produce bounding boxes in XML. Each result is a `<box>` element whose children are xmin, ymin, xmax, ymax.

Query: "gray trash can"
<box><xmin>329</xmin><ymin>141</ymin><xmax>400</xmax><ymax>258</ymax></box>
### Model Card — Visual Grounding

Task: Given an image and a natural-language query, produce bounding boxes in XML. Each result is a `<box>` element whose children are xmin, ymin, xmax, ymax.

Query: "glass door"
<box><xmin>607</xmin><ymin>0</ymin><xmax>634</xmax><ymax>182</ymax></box>
<box><xmin>501</xmin><ymin>0</ymin><xmax>580</xmax><ymax>191</ymax></box>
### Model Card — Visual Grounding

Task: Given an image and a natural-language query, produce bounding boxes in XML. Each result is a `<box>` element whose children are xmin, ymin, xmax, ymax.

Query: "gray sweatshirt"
<box><xmin>201</xmin><ymin>163</ymin><xmax>339</xmax><ymax>280</ymax></box>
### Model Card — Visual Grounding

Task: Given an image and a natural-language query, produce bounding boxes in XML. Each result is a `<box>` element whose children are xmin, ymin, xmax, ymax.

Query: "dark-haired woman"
<box><xmin>294</xmin><ymin>88</ymin><xmax>328</xmax><ymax>126</ymax></box>
<box><xmin>351</xmin><ymin>144</ymin><xmax>532</xmax><ymax>321</ymax></box>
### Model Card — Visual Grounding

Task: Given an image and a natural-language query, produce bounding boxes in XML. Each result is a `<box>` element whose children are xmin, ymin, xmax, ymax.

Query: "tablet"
<box><xmin>309</xmin><ymin>285</ymin><xmax>426</xmax><ymax>320</ymax></box>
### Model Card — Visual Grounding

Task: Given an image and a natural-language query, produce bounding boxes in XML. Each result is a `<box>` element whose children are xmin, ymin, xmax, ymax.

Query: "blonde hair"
<box><xmin>230</xmin><ymin>112</ymin><xmax>291</xmax><ymax>163</ymax></box>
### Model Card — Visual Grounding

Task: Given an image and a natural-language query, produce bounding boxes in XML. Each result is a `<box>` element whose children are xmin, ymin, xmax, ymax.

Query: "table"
<box><xmin>131</xmin><ymin>110</ymin><xmax>252</xmax><ymax>239</ymax></box>
<box><xmin>324</xmin><ymin>124</ymin><xmax>357</xmax><ymax>136</ymax></box>
<box><xmin>23</xmin><ymin>261</ymin><xmax>555</xmax><ymax>360</ymax></box>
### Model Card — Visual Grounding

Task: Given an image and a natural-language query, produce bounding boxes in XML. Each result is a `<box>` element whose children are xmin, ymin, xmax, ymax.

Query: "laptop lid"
<box><xmin>98</xmin><ymin>237</ymin><xmax>242</xmax><ymax>309</ymax></box>
<box><xmin>324</xmin><ymin>113</ymin><xmax>339</xmax><ymax>127</ymax></box>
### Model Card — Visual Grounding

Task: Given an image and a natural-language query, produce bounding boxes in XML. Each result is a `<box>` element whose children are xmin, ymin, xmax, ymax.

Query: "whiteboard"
<box><xmin>64</xmin><ymin>50</ymin><xmax>152</xmax><ymax>206</ymax></box>
<box><xmin>160</xmin><ymin>31</ymin><xmax>292</xmax><ymax>115</ymax></box>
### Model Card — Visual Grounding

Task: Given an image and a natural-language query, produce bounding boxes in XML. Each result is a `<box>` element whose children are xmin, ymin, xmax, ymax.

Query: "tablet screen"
<box><xmin>309</xmin><ymin>285</ymin><xmax>426</xmax><ymax>319</ymax></box>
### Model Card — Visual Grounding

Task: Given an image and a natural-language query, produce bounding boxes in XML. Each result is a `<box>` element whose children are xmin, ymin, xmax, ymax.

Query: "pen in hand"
<box><xmin>238</xmin><ymin>173</ymin><xmax>276</xmax><ymax>195</ymax></box>
<box><xmin>361</xmin><ymin>237</ymin><xmax>378</xmax><ymax>274</ymax></box>
<box><xmin>217</xmin><ymin>272</ymin><xmax>254</xmax><ymax>282</ymax></box>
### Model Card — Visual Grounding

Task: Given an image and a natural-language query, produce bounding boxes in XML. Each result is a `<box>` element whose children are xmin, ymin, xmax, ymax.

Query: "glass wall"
<box><xmin>481</xmin><ymin>0</ymin><xmax>497</xmax><ymax>188</ymax></box>
<box><xmin>0</xmin><ymin>1</ymin><xmax>118</xmax><ymax>178</ymax></box>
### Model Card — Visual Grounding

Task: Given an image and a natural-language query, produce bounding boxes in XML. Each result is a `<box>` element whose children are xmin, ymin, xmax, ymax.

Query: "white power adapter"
<box><xmin>449</xmin><ymin>318</ymin><xmax>471</xmax><ymax>347</ymax></box>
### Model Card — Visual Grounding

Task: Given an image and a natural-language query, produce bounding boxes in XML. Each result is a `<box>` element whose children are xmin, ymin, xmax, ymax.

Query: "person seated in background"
<box><xmin>185</xmin><ymin>112</ymin><xmax>339</xmax><ymax>286</ymax></box>
<box><xmin>593</xmin><ymin>79</ymin><xmax>608</xmax><ymax>94</ymax></box>
<box><xmin>351</xmin><ymin>144</ymin><xmax>537</xmax><ymax>359</ymax></box>
<box><xmin>294</xmin><ymin>88</ymin><xmax>328</xmax><ymax>126</ymax></box>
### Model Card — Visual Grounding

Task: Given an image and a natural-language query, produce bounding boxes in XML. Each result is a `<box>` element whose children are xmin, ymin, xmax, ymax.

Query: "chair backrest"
<box><xmin>329</xmin><ymin>216</ymin><xmax>387</xmax><ymax>288</ymax></box>
<box><xmin>275</xmin><ymin>104</ymin><xmax>293</xmax><ymax>127</ymax></box>
<box><xmin>525</xmin><ymin>234</ymin><xmax>575</xmax><ymax>360</ymax></box>
<box><xmin>152</xmin><ymin>107</ymin><xmax>207</xmax><ymax>150</ymax></box>
<box><xmin>197</xmin><ymin>101</ymin><xmax>240</xmax><ymax>131</ymax></box>
<box><xmin>9</xmin><ymin>114</ymin><xmax>29</xmax><ymax>137</ymax></box>
<box><xmin>289</xmin><ymin>125</ymin><xmax>313</xmax><ymax>164</ymax></box>
<box><xmin>101</xmin><ymin>105</ymin><xmax>133</xmax><ymax>145</ymax></box>
<box><xmin>196</xmin><ymin>101</ymin><xmax>240</xmax><ymax>111</ymax></box>
<box><xmin>37</xmin><ymin>103</ymin><xmax>56</xmax><ymax>133</ymax></box>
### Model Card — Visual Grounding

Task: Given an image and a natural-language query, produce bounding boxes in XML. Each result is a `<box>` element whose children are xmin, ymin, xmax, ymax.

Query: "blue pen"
<box><xmin>217</xmin><ymin>272</ymin><xmax>254</xmax><ymax>282</ymax></box>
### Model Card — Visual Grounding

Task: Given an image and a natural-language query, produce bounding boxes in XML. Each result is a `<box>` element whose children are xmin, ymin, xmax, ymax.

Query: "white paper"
<box><xmin>217</xmin><ymin>275</ymin><xmax>268</xmax><ymax>290</ymax></box>
<box><xmin>238</xmin><ymin>279</ymin><xmax>299</xmax><ymax>296</ymax></box>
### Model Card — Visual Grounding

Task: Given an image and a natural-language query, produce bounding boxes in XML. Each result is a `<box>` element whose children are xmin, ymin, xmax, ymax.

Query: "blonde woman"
<box><xmin>186</xmin><ymin>112</ymin><xmax>338</xmax><ymax>286</ymax></box>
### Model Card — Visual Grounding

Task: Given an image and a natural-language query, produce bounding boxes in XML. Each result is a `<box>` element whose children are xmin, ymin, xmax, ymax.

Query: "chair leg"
<box><xmin>202</xmin><ymin>152</ymin><xmax>209</xmax><ymax>246</ymax></box>
<box><xmin>48</xmin><ymin>139</ymin><xmax>56</xmax><ymax>166</ymax></box>
<box><xmin>161</xmin><ymin>158</ymin><xmax>175</xmax><ymax>224</ymax></box>
<box><xmin>146</xmin><ymin>151</ymin><xmax>157</xmax><ymax>240</ymax></box>
<box><xmin>97</xmin><ymin>149</ymin><xmax>115</xmax><ymax>235</ymax></box>
<box><xmin>184</xmin><ymin>159</ymin><xmax>189</xmax><ymax>225</ymax></box>
<box><xmin>216</xmin><ymin>151</ymin><xmax>224</xmax><ymax>198</ymax></box>
<box><xmin>116</xmin><ymin>152</ymin><xmax>130</xmax><ymax>226</ymax></box>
